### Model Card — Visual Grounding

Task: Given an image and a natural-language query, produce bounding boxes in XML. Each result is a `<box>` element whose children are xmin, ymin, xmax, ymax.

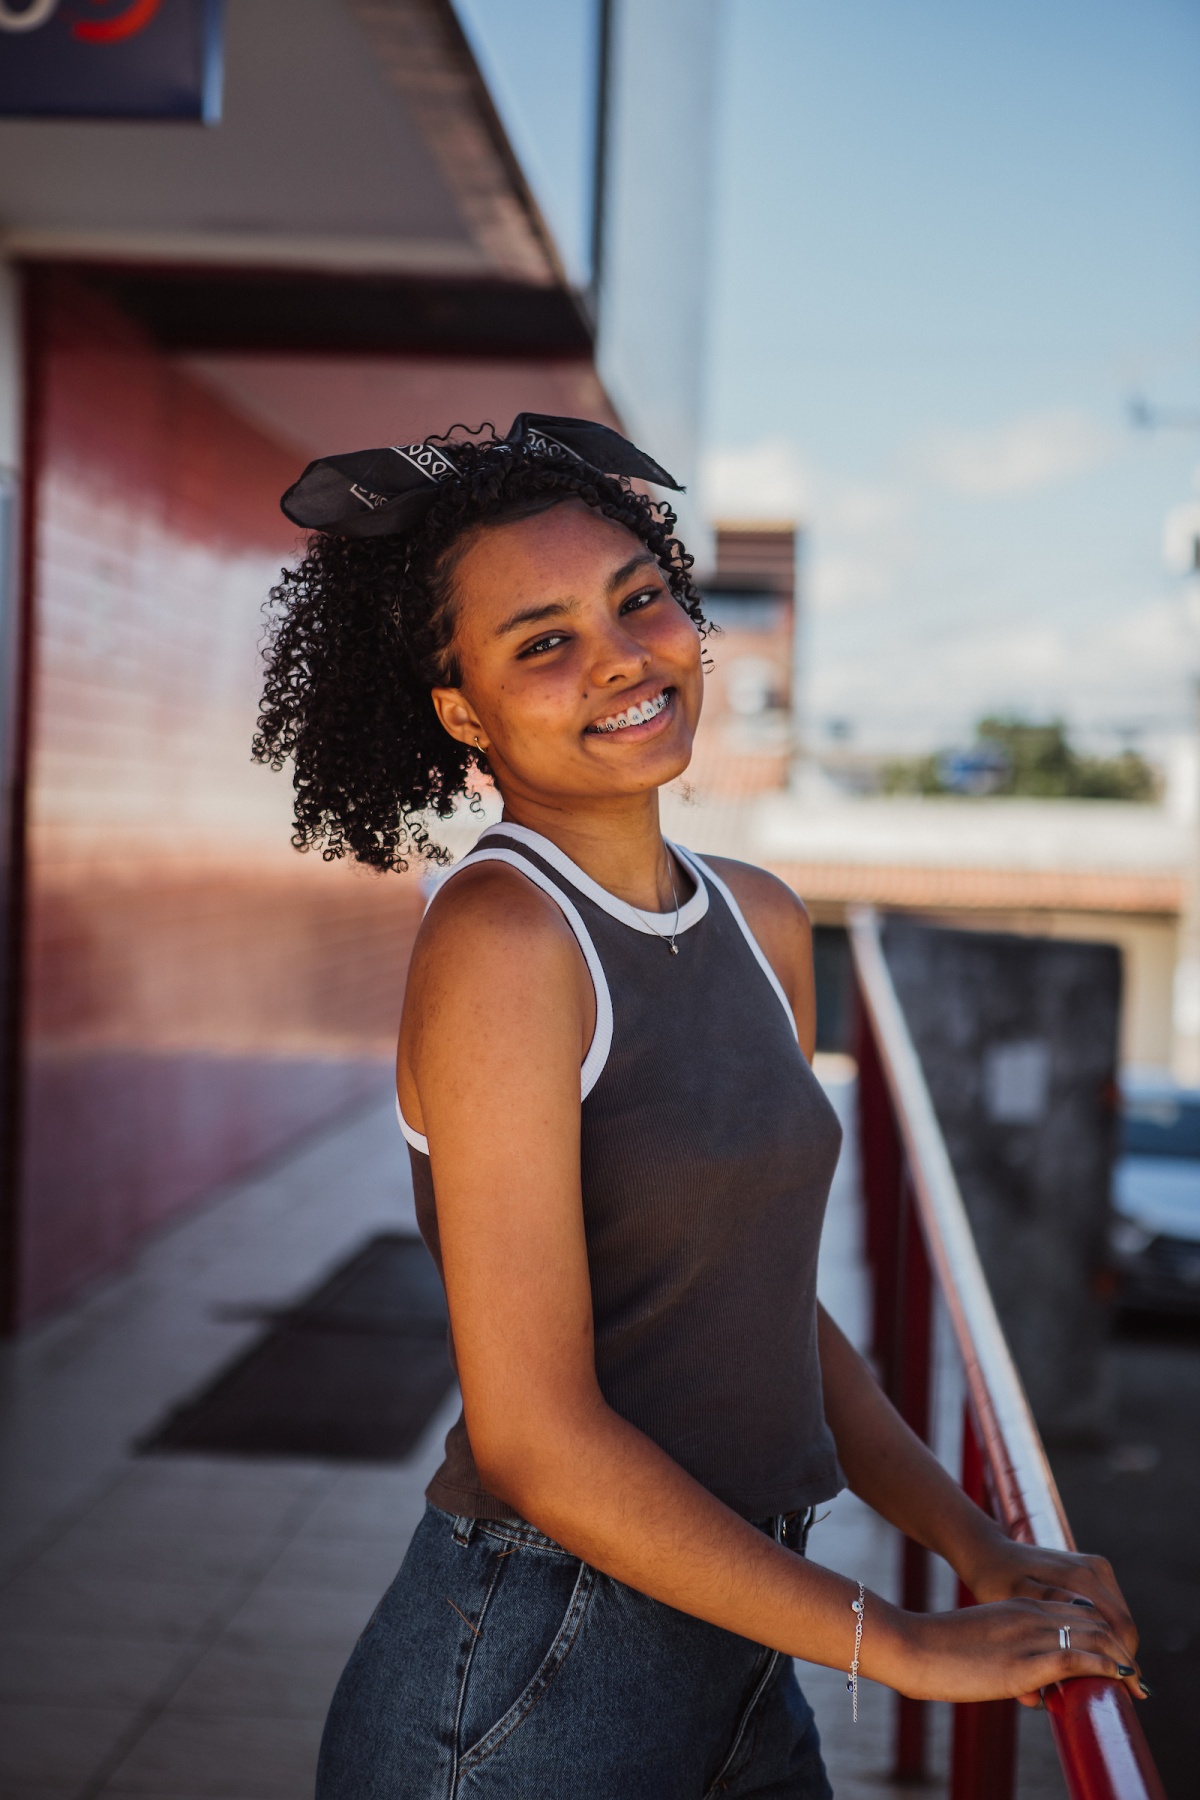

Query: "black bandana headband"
<box><xmin>280</xmin><ymin>413</ymin><xmax>682</xmax><ymax>540</ymax></box>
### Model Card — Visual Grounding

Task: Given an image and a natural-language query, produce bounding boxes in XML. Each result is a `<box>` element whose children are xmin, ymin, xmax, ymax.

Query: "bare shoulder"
<box><xmin>409</xmin><ymin>859</ymin><xmax>586</xmax><ymax>1001</ymax></box>
<box><xmin>701</xmin><ymin>856</ymin><xmax>811</xmax><ymax>950</ymax></box>
<box><xmin>698</xmin><ymin>854</ymin><xmax>816</xmax><ymax>1050</ymax></box>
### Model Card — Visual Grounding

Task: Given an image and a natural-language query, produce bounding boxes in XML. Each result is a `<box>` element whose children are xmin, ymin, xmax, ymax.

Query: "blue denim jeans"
<box><xmin>316</xmin><ymin>1503</ymin><xmax>833</xmax><ymax>1799</ymax></box>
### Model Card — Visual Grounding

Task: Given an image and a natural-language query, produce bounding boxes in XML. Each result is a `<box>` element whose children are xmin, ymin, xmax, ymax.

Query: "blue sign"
<box><xmin>0</xmin><ymin>0</ymin><xmax>223</xmax><ymax>122</ymax></box>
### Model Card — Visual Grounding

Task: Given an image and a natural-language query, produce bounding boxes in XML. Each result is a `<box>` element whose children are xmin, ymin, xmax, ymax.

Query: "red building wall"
<box><xmin>10</xmin><ymin>269</ymin><xmax>422</xmax><ymax>1326</ymax></box>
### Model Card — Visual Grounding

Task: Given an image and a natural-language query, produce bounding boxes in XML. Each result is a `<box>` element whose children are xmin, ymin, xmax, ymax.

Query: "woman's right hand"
<box><xmin>875</xmin><ymin>1596</ymin><xmax>1145</xmax><ymax>1708</ymax></box>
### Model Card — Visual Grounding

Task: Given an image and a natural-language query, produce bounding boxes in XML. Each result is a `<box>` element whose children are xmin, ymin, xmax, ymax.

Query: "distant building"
<box><xmin>690</xmin><ymin>523</ymin><xmax>799</xmax><ymax>797</ymax></box>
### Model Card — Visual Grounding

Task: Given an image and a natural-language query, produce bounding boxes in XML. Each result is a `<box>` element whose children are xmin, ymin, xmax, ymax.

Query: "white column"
<box><xmin>594</xmin><ymin>0</ymin><xmax>721</xmax><ymax>560</ymax></box>
<box><xmin>0</xmin><ymin>256</ymin><xmax>20</xmax><ymax>474</ymax></box>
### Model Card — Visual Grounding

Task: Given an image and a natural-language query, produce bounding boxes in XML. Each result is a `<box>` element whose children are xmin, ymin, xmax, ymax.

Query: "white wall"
<box><xmin>596</xmin><ymin>0</ymin><xmax>721</xmax><ymax>561</ymax></box>
<box><xmin>0</xmin><ymin>256</ymin><xmax>20</xmax><ymax>477</ymax></box>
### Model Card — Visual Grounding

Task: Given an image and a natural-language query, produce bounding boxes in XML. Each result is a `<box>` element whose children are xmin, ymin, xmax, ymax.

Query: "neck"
<box><xmin>495</xmin><ymin>788</ymin><xmax>682</xmax><ymax>912</ymax></box>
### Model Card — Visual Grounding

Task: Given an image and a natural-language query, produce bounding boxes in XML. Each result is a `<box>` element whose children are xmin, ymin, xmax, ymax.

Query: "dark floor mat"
<box><xmin>139</xmin><ymin>1233</ymin><xmax>454</xmax><ymax>1462</ymax></box>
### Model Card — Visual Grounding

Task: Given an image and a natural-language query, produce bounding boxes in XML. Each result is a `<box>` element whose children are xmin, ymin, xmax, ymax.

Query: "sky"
<box><xmin>703</xmin><ymin>0</ymin><xmax>1200</xmax><ymax>755</ymax></box>
<box><xmin>454</xmin><ymin>0</ymin><xmax>1200</xmax><ymax>758</ymax></box>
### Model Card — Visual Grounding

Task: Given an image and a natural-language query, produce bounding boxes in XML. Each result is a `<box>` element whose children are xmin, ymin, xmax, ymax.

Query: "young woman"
<box><xmin>256</xmin><ymin>417</ymin><xmax>1142</xmax><ymax>1800</ymax></box>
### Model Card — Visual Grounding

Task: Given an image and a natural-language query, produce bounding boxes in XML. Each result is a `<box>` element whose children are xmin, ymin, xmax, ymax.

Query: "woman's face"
<box><xmin>431</xmin><ymin>500</ymin><xmax>704</xmax><ymax>807</ymax></box>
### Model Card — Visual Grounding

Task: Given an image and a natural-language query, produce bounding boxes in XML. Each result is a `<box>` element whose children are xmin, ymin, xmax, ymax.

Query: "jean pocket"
<box><xmin>457</xmin><ymin>1550</ymin><xmax>596</xmax><ymax>1772</ymax></box>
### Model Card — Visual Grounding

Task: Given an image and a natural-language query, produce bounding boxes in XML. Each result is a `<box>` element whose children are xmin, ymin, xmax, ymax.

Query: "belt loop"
<box><xmin>452</xmin><ymin>1514</ymin><xmax>476</xmax><ymax>1546</ymax></box>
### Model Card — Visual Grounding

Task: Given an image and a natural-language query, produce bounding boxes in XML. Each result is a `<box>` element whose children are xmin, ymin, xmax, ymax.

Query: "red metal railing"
<box><xmin>848</xmin><ymin>907</ymin><xmax>1165</xmax><ymax>1800</ymax></box>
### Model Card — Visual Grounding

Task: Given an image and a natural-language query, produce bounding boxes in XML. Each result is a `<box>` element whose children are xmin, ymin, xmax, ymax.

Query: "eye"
<box><xmin>620</xmin><ymin>585</ymin><xmax>661</xmax><ymax>614</ymax></box>
<box><xmin>517</xmin><ymin>632</ymin><xmax>571</xmax><ymax>659</ymax></box>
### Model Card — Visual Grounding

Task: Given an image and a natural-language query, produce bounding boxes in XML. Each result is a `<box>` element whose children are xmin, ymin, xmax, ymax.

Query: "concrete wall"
<box><xmin>917</xmin><ymin>907</ymin><xmax>1175</xmax><ymax>1071</ymax></box>
<box><xmin>883</xmin><ymin>917</ymin><xmax>1120</xmax><ymax>1442</ymax></box>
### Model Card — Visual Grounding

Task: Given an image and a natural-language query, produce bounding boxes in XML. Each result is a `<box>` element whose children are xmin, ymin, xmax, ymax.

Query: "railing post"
<box><xmin>951</xmin><ymin>1405</ymin><xmax>1018</xmax><ymax>1800</ymax></box>
<box><xmin>854</xmin><ymin>982</ymin><xmax>904</xmax><ymax>1373</ymax></box>
<box><xmin>892</xmin><ymin>1167</ymin><xmax>933</xmax><ymax>1782</ymax></box>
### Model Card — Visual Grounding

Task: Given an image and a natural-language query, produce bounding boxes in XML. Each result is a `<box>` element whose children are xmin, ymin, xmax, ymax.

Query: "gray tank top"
<box><xmin>399</xmin><ymin>823</ymin><xmax>845</xmax><ymax>1522</ymax></box>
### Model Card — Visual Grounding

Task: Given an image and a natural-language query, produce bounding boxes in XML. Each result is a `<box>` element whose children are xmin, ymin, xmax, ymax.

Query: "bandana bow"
<box><xmin>280</xmin><ymin>413</ymin><xmax>682</xmax><ymax>540</ymax></box>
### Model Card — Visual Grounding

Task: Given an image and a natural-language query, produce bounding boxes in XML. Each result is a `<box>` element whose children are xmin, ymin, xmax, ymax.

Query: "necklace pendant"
<box><xmin>668</xmin><ymin>941</ymin><xmax>679</xmax><ymax>955</ymax></box>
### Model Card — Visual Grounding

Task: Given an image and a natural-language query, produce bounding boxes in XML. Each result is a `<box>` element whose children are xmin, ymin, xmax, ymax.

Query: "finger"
<box><xmin>1060</xmin><ymin>1641</ymin><xmax>1145</xmax><ymax>1700</ymax></box>
<box><xmin>1039</xmin><ymin>1615</ymin><xmax>1140</xmax><ymax>1686</ymax></box>
<box><xmin>1066</xmin><ymin>1559</ymin><xmax>1139</xmax><ymax>1654</ymax></box>
<box><xmin>1029</xmin><ymin>1648</ymin><xmax>1144</xmax><ymax>1698</ymax></box>
<box><xmin>1036</xmin><ymin>1581</ymin><xmax>1138</xmax><ymax>1658</ymax></box>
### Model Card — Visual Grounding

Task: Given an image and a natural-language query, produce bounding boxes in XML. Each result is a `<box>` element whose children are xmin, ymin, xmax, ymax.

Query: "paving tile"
<box><xmin>0</xmin><ymin>1701</ymin><xmax>132</xmax><ymax>1787</ymax></box>
<box><xmin>0</xmin><ymin>1785</ymin><xmax>80</xmax><ymax>1800</ymax></box>
<box><xmin>258</xmin><ymin>1532</ymin><xmax>406</xmax><ymax>1596</ymax></box>
<box><xmin>0</xmin><ymin>1568</ymin><xmax>236</xmax><ymax>1646</ymax></box>
<box><xmin>77</xmin><ymin>1463</ymin><xmax>328</xmax><ymax>1545</ymax></box>
<box><xmin>0</xmin><ymin>1631</ymin><xmax>184</xmax><ymax>1707</ymax></box>
<box><xmin>33</xmin><ymin>1523</ymin><xmax>276</xmax><ymax>1589</ymax></box>
<box><xmin>220</xmin><ymin>1581</ymin><xmax>375</xmax><ymax>1654</ymax></box>
<box><xmin>167</xmin><ymin>1641</ymin><xmax>345</xmax><ymax>1720</ymax></box>
<box><xmin>294</xmin><ymin>1486</ymin><xmax>422</xmax><ymax>1544</ymax></box>
<box><xmin>100</xmin><ymin>1711</ymin><xmax>324</xmax><ymax>1798</ymax></box>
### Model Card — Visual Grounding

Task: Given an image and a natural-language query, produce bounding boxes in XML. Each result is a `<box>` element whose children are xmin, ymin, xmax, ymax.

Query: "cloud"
<box><xmin>809</xmin><ymin>552</ymin><xmax>895</xmax><ymax>612</ymax></box>
<box><xmin>915</xmin><ymin>409</ymin><xmax>1119</xmax><ymax>497</ymax></box>
<box><xmin>810</xmin><ymin>596</ymin><xmax>1189</xmax><ymax>745</ymax></box>
<box><xmin>702</xmin><ymin>439</ymin><xmax>914</xmax><ymax>611</ymax></box>
<box><xmin>701</xmin><ymin>438</ymin><xmax>811</xmax><ymax>520</ymax></box>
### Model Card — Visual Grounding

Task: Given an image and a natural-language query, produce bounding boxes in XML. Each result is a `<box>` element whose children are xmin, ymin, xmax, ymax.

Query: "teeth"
<box><xmin>589</xmin><ymin>690</ymin><xmax>669</xmax><ymax>734</ymax></box>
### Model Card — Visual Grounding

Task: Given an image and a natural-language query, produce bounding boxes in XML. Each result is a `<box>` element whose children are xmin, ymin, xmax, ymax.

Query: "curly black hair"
<box><xmin>252</xmin><ymin>429</ymin><xmax>709</xmax><ymax>873</ymax></box>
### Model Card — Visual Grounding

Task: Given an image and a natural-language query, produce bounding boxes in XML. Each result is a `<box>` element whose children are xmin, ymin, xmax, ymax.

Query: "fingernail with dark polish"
<box><xmin>1139</xmin><ymin>1683</ymin><xmax>1152</xmax><ymax>1699</ymax></box>
<box><xmin>1117</xmin><ymin>1665</ymin><xmax>1136</xmax><ymax>1676</ymax></box>
<box><xmin>1070</xmin><ymin>1597</ymin><xmax>1096</xmax><ymax>1608</ymax></box>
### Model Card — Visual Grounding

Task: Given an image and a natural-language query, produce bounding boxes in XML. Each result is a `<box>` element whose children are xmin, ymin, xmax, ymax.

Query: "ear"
<box><xmin>430</xmin><ymin>687</ymin><xmax>487</xmax><ymax>753</ymax></box>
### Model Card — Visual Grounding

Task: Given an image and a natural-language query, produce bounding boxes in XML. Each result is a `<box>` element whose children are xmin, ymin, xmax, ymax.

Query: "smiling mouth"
<box><xmin>584</xmin><ymin>688</ymin><xmax>673</xmax><ymax>736</ymax></box>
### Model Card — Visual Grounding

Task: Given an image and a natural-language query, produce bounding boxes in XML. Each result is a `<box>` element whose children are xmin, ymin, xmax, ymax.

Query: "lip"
<box><xmin>583</xmin><ymin>684</ymin><xmax>676</xmax><ymax>740</ymax></box>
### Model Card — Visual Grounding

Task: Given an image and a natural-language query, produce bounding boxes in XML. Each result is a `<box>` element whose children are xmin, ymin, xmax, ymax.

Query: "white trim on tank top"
<box><xmin>477</xmin><ymin>821</ymin><xmax>709</xmax><ymax>938</ymax></box>
<box><xmin>395</xmin><ymin>845</ymin><xmax>615</xmax><ymax>1156</ymax></box>
<box><xmin>677</xmin><ymin>849</ymin><xmax>799</xmax><ymax>1043</ymax></box>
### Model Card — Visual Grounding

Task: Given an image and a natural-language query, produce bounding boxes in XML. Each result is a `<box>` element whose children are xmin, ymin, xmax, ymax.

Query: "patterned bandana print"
<box><xmin>388</xmin><ymin>443</ymin><xmax>458</xmax><ymax>483</ymax></box>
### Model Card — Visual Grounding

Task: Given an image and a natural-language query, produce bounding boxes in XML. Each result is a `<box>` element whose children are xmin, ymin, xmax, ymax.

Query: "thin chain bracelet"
<box><xmin>847</xmin><ymin>1582</ymin><xmax>865</xmax><ymax>1722</ymax></box>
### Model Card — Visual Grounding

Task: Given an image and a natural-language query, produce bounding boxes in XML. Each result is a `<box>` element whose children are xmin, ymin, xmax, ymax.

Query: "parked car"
<box><xmin>1110</xmin><ymin>1078</ymin><xmax>1200</xmax><ymax>1313</ymax></box>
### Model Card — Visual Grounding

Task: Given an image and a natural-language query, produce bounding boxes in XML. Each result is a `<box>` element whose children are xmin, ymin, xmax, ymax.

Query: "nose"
<box><xmin>586</xmin><ymin>610</ymin><xmax>652</xmax><ymax>689</ymax></box>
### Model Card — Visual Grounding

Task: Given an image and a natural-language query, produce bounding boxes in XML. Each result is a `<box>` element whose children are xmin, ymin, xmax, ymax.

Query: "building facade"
<box><xmin>0</xmin><ymin>0</ymin><xmax>719</xmax><ymax>1325</ymax></box>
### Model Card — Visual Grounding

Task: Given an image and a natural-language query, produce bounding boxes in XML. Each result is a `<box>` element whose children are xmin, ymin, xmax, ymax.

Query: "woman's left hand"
<box><xmin>961</xmin><ymin>1536</ymin><xmax>1140</xmax><ymax>1693</ymax></box>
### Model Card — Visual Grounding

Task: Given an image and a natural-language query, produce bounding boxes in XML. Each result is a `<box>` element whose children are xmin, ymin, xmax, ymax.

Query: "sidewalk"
<box><xmin>0</xmin><ymin>1075</ymin><xmax>1064</xmax><ymax>1798</ymax></box>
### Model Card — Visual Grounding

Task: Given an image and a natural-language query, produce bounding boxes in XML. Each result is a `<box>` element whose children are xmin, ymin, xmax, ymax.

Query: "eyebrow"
<box><xmin>606</xmin><ymin>551</ymin><xmax>658</xmax><ymax>593</ymax></box>
<box><xmin>493</xmin><ymin>553</ymin><xmax>660</xmax><ymax>640</ymax></box>
<box><xmin>494</xmin><ymin>598</ymin><xmax>579</xmax><ymax>639</ymax></box>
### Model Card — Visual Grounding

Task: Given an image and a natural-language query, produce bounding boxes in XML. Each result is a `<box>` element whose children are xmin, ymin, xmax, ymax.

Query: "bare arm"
<box><xmin>401</xmin><ymin>860</ymin><xmax>1141</xmax><ymax>1703</ymax></box>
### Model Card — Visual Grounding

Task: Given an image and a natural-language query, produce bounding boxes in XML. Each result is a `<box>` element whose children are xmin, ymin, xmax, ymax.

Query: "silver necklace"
<box><xmin>663</xmin><ymin>852</ymin><xmax>681</xmax><ymax>956</ymax></box>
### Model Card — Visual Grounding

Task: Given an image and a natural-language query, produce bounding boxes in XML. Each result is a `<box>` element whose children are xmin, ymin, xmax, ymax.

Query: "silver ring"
<box><xmin>1059</xmin><ymin>1626</ymin><xmax>1071</xmax><ymax>1650</ymax></box>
